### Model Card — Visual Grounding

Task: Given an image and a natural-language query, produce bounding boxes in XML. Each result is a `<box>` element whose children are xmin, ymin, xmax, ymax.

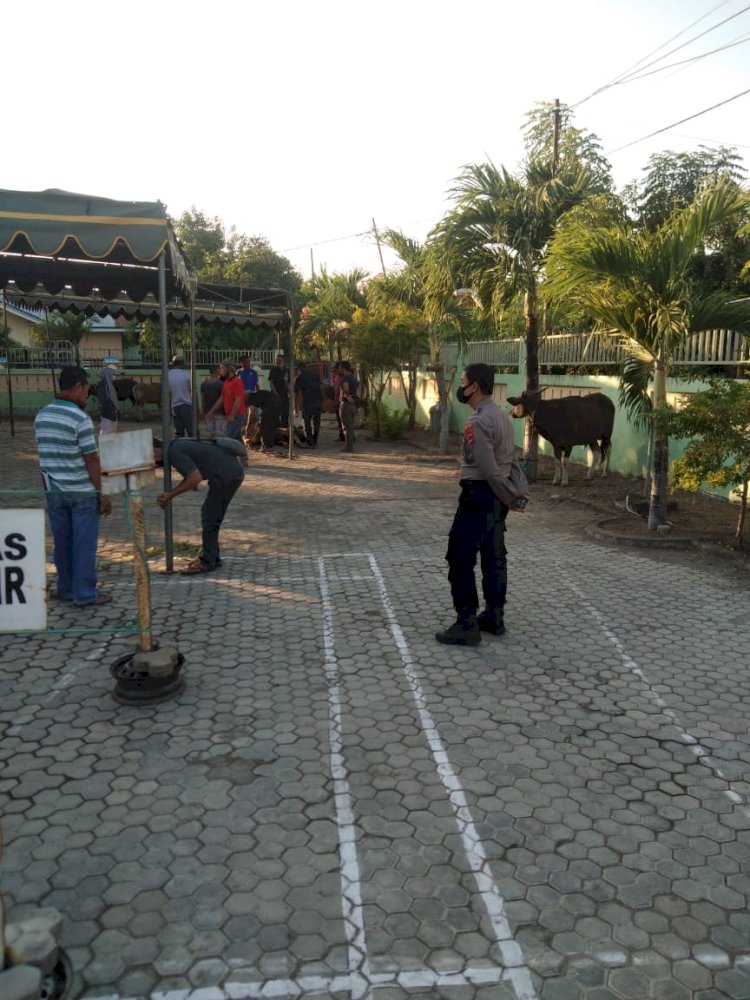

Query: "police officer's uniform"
<box><xmin>442</xmin><ymin>396</ymin><xmax>516</xmax><ymax>639</ymax></box>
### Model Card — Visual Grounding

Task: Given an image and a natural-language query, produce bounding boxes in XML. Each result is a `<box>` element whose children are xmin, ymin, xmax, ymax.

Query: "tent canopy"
<box><xmin>0</xmin><ymin>188</ymin><xmax>194</xmax><ymax>302</ymax></box>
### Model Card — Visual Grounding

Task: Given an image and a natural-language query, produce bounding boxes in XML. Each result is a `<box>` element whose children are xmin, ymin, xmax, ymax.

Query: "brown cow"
<box><xmin>508</xmin><ymin>390</ymin><xmax>615</xmax><ymax>486</ymax></box>
<box><xmin>132</xmin><ymin>381</ymin><xmax>163</xmax><ymax>420</ymax></box>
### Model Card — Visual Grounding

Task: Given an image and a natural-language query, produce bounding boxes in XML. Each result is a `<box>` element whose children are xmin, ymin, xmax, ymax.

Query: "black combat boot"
<box><xmin>477</xmin><ymin>607</ymin><xmax>506</xmax><ymax>635</ymax></box>
<box><xmin>435</xmin><ymin>608</ymin><xmax>481</xmax><ymax>646</ymax></box>
<box><xmin>477</xmin><ymin>606</ymin><xmax>506</xmax><ymax>635</ymax></box>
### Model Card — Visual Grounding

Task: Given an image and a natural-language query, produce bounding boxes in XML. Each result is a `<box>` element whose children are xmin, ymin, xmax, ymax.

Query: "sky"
<box><xmin>4</xmin><ymin>0</ymin><xmax>749</xmax><ymax>282</ymax></box>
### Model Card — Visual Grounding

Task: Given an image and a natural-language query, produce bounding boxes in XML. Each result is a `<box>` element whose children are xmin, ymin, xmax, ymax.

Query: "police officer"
<box><xmin>436</xmin><ymin>363</ymin><xmax>521</xmax><ymax>646</ymax></box>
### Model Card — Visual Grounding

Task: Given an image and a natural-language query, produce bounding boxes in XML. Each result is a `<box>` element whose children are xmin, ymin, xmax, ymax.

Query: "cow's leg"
<box><xmin>588</xmin><ymin>442</ymin><xmax>601</xmax><ymax>479</ymax></box>
<box><xmin>560</xmin><ymin>449</ymin><xmax>569</xmax><ymax>487</ymax></box>
<box><xmin>552</xmin><ymin>446</ymin><xmax>562</xmax><ymax>485</ymax></box>
<box><xmin>601</xmin><ymin>437</ymin><xmax>611</xmax><ymax>478</ymax></box>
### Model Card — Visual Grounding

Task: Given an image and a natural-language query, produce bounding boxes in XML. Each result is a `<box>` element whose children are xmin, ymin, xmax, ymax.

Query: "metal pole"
<box><xmin>158</xmin><ymin>254</ymin><xmax>174</xmax><ymax>573</ymax></box>
<box><xmin>190</xmin><ymin>302</ymin><xmax>198</xmax><ymax>437</ymax></box>
<box><xmin>43</xmin><ymin>306</ymin><xmax>56</xmax><ymax>395</ymax></box>
<box><xmin>1</xmin><ymin>293</ymin><xmax>14</xmax><ymax>436</ymax></box>
<box><xmin>287</xmin><ymin>297</ymin><xmax>295</xmax><ymax>461</ymax></box>
<box><xmin>128</xmin><ymin>471</ymin><xmax>153</xmax><ymax>651</ymax></box>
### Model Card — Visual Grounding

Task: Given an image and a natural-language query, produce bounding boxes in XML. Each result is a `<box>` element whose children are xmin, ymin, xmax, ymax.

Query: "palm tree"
<box><xmin>298</xmin><ymin>268</ymin><xmax>367</xmax><ymax>360</ymax></box>
<box><xmin>43</xmin><ymin>310</ymin><xmax>93</xmax><ymax>366</ymax></box>
<box><xmin>545</xmin><ymin>181</ymin><xmax>750</xmax><ymax>529</ymax></box>
<box><xmin>432</xmin><ymin>158</ymin><xmax>602</xmax><ymax>477</ymax></box>
<box><xmin>368</xmin><ymin>230</ymin><xmax>470</xmax><ymax>453</ymax></box>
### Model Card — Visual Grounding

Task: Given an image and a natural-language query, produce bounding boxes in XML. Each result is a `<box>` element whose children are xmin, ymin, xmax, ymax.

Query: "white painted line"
<box><xmin>317</xmin><ymin>556</ymin><xmax>374</xmax><ymax>1000</ymax></box>
<box><xmin>364</xmin><ymin>552</ymin><xmax>538</xmax><ymax>1000</ymax></box>
<box><xmin>569</xmin><ymin>582</ymin><xmax>750</xmax><ymax>819</ymax></box>
<box><xmin>86</xmin><ymin>961</ymin><xmax>529</xmax><ymax>1000</ymax></box>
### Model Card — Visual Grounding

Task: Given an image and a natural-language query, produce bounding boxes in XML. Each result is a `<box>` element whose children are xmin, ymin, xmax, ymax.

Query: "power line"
<box><xmin>620</xmin><ymin>32</ymin><xmax>750</xmax><ymax>85</ymax></box>
<box><xmin>611</xmin><ymin>4</ymin><xmax>750</xmax><ymax>87</ymax></box>
<box><xmin>280</xmin><ymin>229</ymin><xmax>370</xmax><ymax>253</ymax></box>
<box><xmin>279</xmin><ymin>216</ymin><xmax>436</xmax><ymax>255</ymax></box>
<box><xmin>572</xmin><ymin>1</ymin><xmax>750</xmax><ymax>108</ymax></box>
<box><xmin>606</xmin><ymin>86</ymin><xmax>750</xmax><ymax>154</ymax></box>
<box><xmin>664</xmin><ymin>130</ymin><xmax>750</xmax><ymax>148</ymax></box>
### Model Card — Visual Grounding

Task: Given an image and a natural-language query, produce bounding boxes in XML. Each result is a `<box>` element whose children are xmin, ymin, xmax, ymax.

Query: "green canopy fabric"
<box><xmin>5</xmin><ymin>288</ymin><xmax>285</xmax><ymax>329</ymax></box>
<box><xmin>0</xmin><ymin>187</ymin><xmax>194</xmax><ymax>302</ymax></box>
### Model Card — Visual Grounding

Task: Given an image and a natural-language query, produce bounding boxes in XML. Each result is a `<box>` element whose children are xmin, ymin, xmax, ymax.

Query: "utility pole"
<box><xmin>372</xmin><ymin>218</ymin><xmax>387</xmax><ymax>277</ymax></box>
<box><xmin>551</xmin><ymin>97</ymin><xmax>561</xmax><ymax>175</ymax></box>
<box><xmin>310</xmin><ymin>247</ymin><xmax>315</xmax><ymax>280</ymax></box>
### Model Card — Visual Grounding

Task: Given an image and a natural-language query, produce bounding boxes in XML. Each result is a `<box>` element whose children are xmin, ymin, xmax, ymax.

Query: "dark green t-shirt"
<box><xmin>168</xmin><ymin>439</ymin><xmax>243</xmax><ymax>487</ymax></box>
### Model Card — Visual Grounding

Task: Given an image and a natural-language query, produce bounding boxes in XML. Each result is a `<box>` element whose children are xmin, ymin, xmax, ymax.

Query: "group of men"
<box><xmin>36</xmin><ymin>361</ymin><xmax>524</xmax><ymax>639</ymax></box>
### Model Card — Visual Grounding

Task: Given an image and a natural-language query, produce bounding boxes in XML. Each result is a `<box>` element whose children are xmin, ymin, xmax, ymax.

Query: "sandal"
<box><xmin>180</xmin><ymin>561</ymin><xmax>215</xmax><ymax>576</ymax></box>
<box><xmin>75</xmin><ymin>593</ymin><xmax>112</xmax><ymax>607</ymax></box>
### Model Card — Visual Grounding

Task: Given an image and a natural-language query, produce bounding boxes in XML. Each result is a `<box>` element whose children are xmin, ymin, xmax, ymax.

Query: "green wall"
<box><xmin>381</xmin><ymin>366</ymin><xmax>741</xmax><ymax>498</ymax></box>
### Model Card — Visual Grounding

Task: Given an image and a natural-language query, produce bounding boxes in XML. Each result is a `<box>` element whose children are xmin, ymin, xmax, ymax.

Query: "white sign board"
<box><xmin>0</xmin><ymin>510</ymin><xmax>47</xmax><ymax>632</ymax></box>
<box><xmin>99</xmin><ymin>428</ymin><xmax>156</xmax><ymax>495</ymax></box>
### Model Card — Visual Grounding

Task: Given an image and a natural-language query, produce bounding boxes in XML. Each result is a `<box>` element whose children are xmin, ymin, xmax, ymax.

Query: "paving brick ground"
<box><xmin>1</xmin><ymin>417</ymin><xmax>750</xmax><ymax>1000</ymax></box>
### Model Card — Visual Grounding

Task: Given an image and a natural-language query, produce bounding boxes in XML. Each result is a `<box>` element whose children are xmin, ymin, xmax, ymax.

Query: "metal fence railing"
<box><xmin>440</xmin><ymin>331</ymin><xmax>749</xmax><ymax>370</ymax></box>
<box><xmin>0</xmin><ymin>345</ymin><xmax>279</xmax><ymax>370</ymax></box>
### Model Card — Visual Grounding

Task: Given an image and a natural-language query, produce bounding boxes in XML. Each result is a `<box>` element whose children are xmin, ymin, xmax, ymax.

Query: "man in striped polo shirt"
<box><xmin>34</xmin><ymin>366</ymin><xmax>112</xmax><ymax>607</ymax></box>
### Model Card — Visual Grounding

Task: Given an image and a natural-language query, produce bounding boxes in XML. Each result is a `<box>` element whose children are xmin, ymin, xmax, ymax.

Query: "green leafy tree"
<box><xmin>36</xmin><ymin>311</ymin><xmax>93</xmax><ymax>365</ymax></box>
<box><xmin>668</xmin><ymin>380</ymin><xmax>750</xmax><ymax>548</ymax></box>
<box><xmin>622</xmin><ymin>147</ymin><xmax>750</xmax><ymax>297</ymax></box>
<box><xmin>350</xmin><ymin>312</ymin><xmax>397</xmax><ymax>437</ymax></box>
<box><xmin>298</xmin><ymin>268</ymin><xmax>367</xmax><ymax>361</ymax></box>
<box><xmin>432</xmin><ymin>158</ymin><xmax>602</xmax><ymax>473</ymax></box>
<box><xmin>175</xmin><ymin>208</ymin><xmax>228</xmax><ymax>280</ymax></box>
<box><xmin>224</xmin><ymin>233</ymin><xmax>301</xmax><ymax>292</ymax></box>
<box><xmin>368</xmin><ymin>230</ymin><xmax>469</xmax><ymax>453</ymax></box>
<box><xmin>545</xmin><ymin>180</ymin><xmax>750</xmax><ymax>529</ymax></box>
<box><xmin>623</xmin><ymin>146</ymin><xmax>746</xmax><ymax>228</ymax></box>
<box><xmin>523</xmin><ymin>101</ymin><xmax>614</xmax><ymax>192</ymax></box>
<box><xmin>176</xmin><ymin>209</ymin><xmax>302</xmax><ymax>292</ymax></box>
<box><xmin>363</xmin><ymin>297</ymin><xmax>427</xmax><ymax>429</ymax></box>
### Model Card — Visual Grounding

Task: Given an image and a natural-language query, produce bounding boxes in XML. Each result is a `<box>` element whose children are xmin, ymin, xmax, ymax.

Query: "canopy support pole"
<box><xmin>1</xmin><ymin>293</ymin><xmax>14</xmax><ymax>436</ymax></box>
<box><xmin>287</xmin><ymin>295</ymin><xmax>295</xmax><ymax>461</ymax></box>
<box><xmin>190</xmin><ymin>303</ymin><xmax>197</xmax><ymax>437</ymax></box>
<box><xmin>43</xmin><ymin>306</ymin><xmax>56</xmax><ymax>396</ymax></box>
<box><xmin>159</xmin><ymin>254</ymin><xmax>174</xmax><ymax>573</ymax></box>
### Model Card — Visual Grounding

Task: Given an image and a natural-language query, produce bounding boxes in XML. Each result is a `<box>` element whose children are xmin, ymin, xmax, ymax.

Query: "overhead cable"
<box><xmin>572</xmin><ymin>1</ymin><xmax>749</xmax><ymax>108</ymax></box>
<box><xmin>606</xmin><ymin>87</ymin><xmax>750</xmax><ymax>154</ymax></box>
<box><xmin>620</xmin><ymin>33</ymin><xmax>750</xmax><ymax>84</ymax></box>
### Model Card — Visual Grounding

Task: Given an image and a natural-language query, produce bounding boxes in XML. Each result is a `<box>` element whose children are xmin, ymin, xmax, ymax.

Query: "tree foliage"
<box><xmin>368</xmin><ymin>229</ymin><xmax>473</xmax><ymax>452</ymax></box>
<box><xmin>668</xmin><ymin>379</ymin><xmax>750</xmax><ymax>547</ymax></box>
<box><xmin>621</xmin><ymin>147</ymin><xmax>750</xmax><ymax>296</ymax></box>
<box><xmin>623</xmin><ymin>146</ymin><xmax>747</xmax><ymax>228</ymax></box>
<box><xmin>297</xmin><ymin>268</ymin><xmax>367</xmax><ymax>360</ymax></box>
<box><xmin>545</xmin><ymin>180</ymin><xmax>750</xmax><ymax>528</ymax></box>
<box><xmin>523</xmin><ymin>101</ymin><xmax>614</xmax><ymax>192</ymax></box>
<box><xmin>432</xmin><ymin>157</ymin><xmax>603</xmax><ymax>473</ymax></box>
<box><xmin>175</xmin><ymin>208</ymin><xmax>302</xmax><ymax>292</ymax></box>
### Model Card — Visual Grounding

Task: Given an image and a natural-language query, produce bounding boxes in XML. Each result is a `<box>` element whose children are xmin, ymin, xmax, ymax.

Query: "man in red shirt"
<box><xmin>206</xmin><ymin>361</ymin><xmax>246</xmax><ymax>442</ymax></box>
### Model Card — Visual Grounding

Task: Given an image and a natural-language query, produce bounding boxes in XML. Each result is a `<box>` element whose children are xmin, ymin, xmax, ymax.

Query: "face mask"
<box><xmin>457</xmin><ymin>383</ymin><xmax>474</xmax><ymax>405</ymax></box>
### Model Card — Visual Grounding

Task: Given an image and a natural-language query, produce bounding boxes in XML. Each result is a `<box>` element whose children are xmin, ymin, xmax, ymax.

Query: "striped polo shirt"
<box><xmin>34</xmin><ymin>399</ymin><xmax>98</xmax><ymax>494</ymax></box>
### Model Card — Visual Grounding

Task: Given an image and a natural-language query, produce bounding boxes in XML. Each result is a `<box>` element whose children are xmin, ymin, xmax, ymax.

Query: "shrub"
<box><xmin>367</xmin><ymin>400</ymin><xmax>409</xmax><ymax>440</ymax></box>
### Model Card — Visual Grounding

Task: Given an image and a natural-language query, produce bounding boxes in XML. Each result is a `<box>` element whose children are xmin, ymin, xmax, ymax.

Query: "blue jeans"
<box><xmin>45</xmin><ymin>492</ymin><xmax>100</xmax><ymax>605</ymax></box>
<box><xmin>226</xmin><ymin>414</ymin><xmax>245</xmax><ymax>441</ymax></box>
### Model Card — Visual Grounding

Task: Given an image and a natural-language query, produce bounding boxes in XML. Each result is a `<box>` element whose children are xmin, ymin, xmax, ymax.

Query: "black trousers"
<box><xmin>446</xmin><ymin>479</ymin><xmax>508</xmax><ymax>613</ymax></box>
<box><xmin>303</xmin><ymin>405</ymin><xmax>322</xmax><ymax>443</ymax></box>
<box><xmin>200</xmin><ymin>474</ymin><xmax>243</xmax><ymax>568</ymax></box>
